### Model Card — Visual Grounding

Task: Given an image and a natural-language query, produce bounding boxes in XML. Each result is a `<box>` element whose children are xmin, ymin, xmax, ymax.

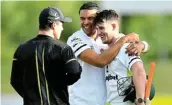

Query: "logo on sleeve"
<box><xmin>73</xmin><ymin>43</ymin><xmax>78</xmax><ymax>47</ymax></box>
<box><xmin>71</xmin><ymin>37</ymin><xmax>82</xmax><ymax>42</ymax></box>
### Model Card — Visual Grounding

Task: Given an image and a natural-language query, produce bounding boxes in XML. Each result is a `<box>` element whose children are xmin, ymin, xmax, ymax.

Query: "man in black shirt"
<box><xmin>10</xmin><ymin>7</ymin><xmax>82</xmax><ymax>105</ymax></box>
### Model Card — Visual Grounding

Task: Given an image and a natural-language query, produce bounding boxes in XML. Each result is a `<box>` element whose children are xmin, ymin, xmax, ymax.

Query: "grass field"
<box><xmin>2</xmin><ymin>59</ymin><xmax>172</xmax><ymax>104</ymax></box>
<box><xmin>142</xmin><ymin>60</ymin><xmax>172</xmax><ymax>105</ymax></box>
<box><xmin>2</xmin><ymin>94</ymin><xmax>172</xmax><ymax>105</ymax></box>
<box><xmin>151</xmin><ymin>95</ymin><xmax>172</xmax><ymax>105</ymax></box>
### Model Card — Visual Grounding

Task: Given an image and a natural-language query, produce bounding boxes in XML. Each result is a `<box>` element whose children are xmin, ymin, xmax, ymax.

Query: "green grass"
<box><xmin>2</xmin><ymin>59</ymin><xmax>172</xmax><ymax>97</ymax></box>
<box><xmin>152</xmin><ymin>95</ymin><xmax>172</xmax><ymax>105</ymax></box>
<box><xmin>144</xmin><ymin>61</ymin><xmax>172</xmax><ymax>94</ymax></box>
<box><xmin>144</xmin><ymin>61</ymin><xmax>172</xmax><ymax>105</ymax></box>
<box><xmin>1</xmin><ymin>59</ymin><xmax>172</xmax><ymax>104</ymax></box>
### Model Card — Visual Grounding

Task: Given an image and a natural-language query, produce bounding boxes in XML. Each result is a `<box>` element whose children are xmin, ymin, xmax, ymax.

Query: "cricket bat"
<box><xmin>145</xmin><ymin>62</ymin><xmax>156</xmax><ymax>105</ymax></box>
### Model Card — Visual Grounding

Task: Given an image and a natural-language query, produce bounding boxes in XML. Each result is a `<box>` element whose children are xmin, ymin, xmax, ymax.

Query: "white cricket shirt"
<box><xmin>105</xmin><ymin>37</ymin><xmax>142</xmax><ymax>105</ymax></box>
<box><xmin>67</xmin><ymin>29</ymin><xmax>108</xmax><ymax>105</ymax></box>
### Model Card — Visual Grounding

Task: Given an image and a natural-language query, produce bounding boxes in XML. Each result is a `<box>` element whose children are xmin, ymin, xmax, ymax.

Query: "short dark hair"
<box><xmin>79</xmin><ymin>2</ymin><xmax>100</xmax><ymax>14</ymax></box>
<box><xmin>39</xmin><ymin>21</ymin><xmax>57</xmax><ymax>31</ymax></box>
<box><xmin>94</xmin><ymin>9</ymin><xmax>119</xmax><ymax>24</ymax></box>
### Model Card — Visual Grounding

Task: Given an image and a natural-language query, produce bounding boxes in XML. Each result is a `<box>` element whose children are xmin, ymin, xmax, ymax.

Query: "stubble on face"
<box><xmin>80</xmin><ymin>9</ymin><xmax>98</xmax><ymax>37</ymax></box>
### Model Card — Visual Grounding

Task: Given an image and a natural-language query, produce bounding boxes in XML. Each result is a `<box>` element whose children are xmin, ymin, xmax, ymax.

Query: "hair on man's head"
<box><xmin>79</xmin><ymin>2</ymin><xmax>100</xmax><ymax>14</ymax></box>
<box><xmin>94</xmin><ymin>9</ymin><xmax>119</xmax><ymax>24</ymax></box>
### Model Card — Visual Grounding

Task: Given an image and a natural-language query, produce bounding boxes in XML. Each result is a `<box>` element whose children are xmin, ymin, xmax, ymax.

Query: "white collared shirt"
<box><xmin>67</xmin><ymin>29</ymin><xmax>108</xmax><ymax>105</ymax></box>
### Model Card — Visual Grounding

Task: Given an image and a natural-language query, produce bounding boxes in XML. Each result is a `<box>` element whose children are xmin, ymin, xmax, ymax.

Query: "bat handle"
<box><xmin>145</xmin><ymin>98</ymin><xmax>151</xmax><ymax>105</ymax></box>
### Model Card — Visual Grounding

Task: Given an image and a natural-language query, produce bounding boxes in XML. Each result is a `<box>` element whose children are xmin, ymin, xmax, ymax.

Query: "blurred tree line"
<box><xmin>121</xmin><ymin>15</ymin><xmax>172</xmax><ymax>62</ymax></box>
<box><xmin>1</xmin><ymin>1</ymin><xmax>172</xmax><ymax>93</ymax></box>
<box><xmin>1</xmin><ymin>1</ymin><xmax>93</xmax><ymax>93</ymax></box>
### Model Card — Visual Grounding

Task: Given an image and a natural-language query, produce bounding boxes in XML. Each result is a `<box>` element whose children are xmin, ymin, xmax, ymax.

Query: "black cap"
<box><xmin>39</xmin><ymin>7</ymin><xmax>72</xmax><ymax>25</ymax></box>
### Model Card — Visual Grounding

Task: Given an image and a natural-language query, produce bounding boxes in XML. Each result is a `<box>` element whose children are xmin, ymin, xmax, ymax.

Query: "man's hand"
<box><xmin>123</xmin><ymin>32</ymin><xmax>140</xmax><ymax>43</ymax></box>
<box><xmin>125</xmin><ymin>41</ymin><xmax>145</xmax><ymax>56</ymax></box>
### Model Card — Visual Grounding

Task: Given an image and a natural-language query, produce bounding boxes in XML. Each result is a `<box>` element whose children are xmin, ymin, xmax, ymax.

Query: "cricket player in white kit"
<box><xmin>94</xmin><ymin>10</ymin><xmax>148</xmax><ymax>105</ymax></box>
<box><xmin>67</xmin><ymin>2</ymin><xmax>149</xmax><ymax>105</ymax></box>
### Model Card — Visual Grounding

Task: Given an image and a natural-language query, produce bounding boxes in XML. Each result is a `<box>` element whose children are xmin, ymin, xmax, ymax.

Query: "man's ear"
<box><xmin>50</xmin><ymin>23</ymin><xmax>56</xmax><ymax>29</ymax></box>
<box><xmin>112</xmin><ymin>23</ymin><xmax>116</xmax><ymax>30</ymax></box>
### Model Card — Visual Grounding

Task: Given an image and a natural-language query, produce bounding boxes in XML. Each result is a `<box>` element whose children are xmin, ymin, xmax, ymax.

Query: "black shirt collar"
<box><xmin>37</xmin><ymin>34</ymin><xmax>54</xmax><ymax>39</ymax></box>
